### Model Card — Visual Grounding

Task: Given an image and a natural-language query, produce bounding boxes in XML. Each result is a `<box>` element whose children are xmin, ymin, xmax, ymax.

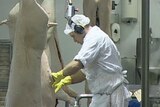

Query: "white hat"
<box><xmin>64</xmin><ymin>14</ymin><xmax>90</xmax><ymax>35</ymax></box>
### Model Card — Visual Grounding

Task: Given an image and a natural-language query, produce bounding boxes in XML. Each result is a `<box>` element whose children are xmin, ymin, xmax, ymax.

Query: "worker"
<box><xmin>51</xmin><ymin>14</ymin><xmax>131</xmax><ymax>107</ymax></box>
<box><xmin>83</xmin><ymin>0</ymin><xmax>112</xmax><ymax>105</ymax></box>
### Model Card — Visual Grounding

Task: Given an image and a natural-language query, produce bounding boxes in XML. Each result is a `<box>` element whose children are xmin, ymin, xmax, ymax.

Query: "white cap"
<box><xmin>64</xmin><ymin>14</ymin><xmax>90</xmax><ymax>35</ymax></box>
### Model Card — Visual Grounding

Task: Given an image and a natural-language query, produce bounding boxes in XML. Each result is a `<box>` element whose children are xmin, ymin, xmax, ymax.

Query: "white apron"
<box><xmin>89</xmin><ymin>84</ymin><xmax>131</xmax><ymax>107</ymax></box>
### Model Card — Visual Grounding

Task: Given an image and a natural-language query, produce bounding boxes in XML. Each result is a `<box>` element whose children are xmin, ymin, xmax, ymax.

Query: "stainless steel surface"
<box><xmin>136</xmin><ymin>38</ymin><xmax>160</xmax><ymax>84</ymax></box>
<box><xmin>136</xmin><ymin>38</ymin><xmax>160</xmax><ymax>72</ymax></box>
<box><xmin>127</xmin><ymin>84</ymin><xmax>141</xmax><ymax>92</ymax></box>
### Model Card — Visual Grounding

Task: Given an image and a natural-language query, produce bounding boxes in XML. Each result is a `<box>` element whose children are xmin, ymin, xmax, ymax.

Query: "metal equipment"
<box><xmin>136</xmin><ymin>38</ymin><xmax>160</xmax><ymax>84</ymax></box>
<box><xmin>74</xmin><ymin>94</ymin><xmax>93</xmax><ymax>107</ymax></box>
<box><xmin>65</xmin><ymin>0</ymin><xmax>78</xmax><ymax>21</ymax></box>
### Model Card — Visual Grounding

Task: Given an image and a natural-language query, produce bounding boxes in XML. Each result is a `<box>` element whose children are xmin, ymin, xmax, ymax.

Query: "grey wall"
<box><xmin>0</xmin><ymin>0</ymin><xmax>18</xmax><ymax>39</ymax></box>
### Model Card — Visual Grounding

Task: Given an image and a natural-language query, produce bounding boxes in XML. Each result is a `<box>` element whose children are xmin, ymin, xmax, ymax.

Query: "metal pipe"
<box><xmin>74</xmin><ymin>94</ymin><xmax>93</xmax><ymax>107</ymax></box>
<box><xmin>141</xmin><ymin>0</ymin><xmax>150</xmax><ymax>107</ymax></box>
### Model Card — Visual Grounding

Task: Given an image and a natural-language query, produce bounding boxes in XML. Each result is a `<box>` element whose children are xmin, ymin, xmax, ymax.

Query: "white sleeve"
<box><xmin>74</xmin><ymin>38</ymin><xmax>101</xmax><ymax>68</ymax></box>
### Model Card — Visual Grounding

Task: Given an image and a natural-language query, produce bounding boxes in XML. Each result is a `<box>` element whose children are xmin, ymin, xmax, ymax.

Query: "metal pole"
<box><xmin>142</xmin><ymin>0</ymin><xmax>150</xmax><ymax>107</ymax></box>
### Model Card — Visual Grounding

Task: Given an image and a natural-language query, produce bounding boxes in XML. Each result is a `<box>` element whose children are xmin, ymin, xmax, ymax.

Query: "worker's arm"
<box><xmin>70</xmin><ymin>70</ymin><xmax>86</xmax><ymax>84</ymax></box>
<box><xmin>51</xmin><ymin>60</ymin><xmax>85</xmax><ymax>92</ymax></box>
<box><xmin>50</xmin><ymin>59</ymin><xmax>83</xmax><ymax>84</ymax></box>
<box><xmin>63</xmin><ymin>70</ymin><xmax>86</xmax><ymax>97</ymax></box>
<box><xmin>63</xmin><ymin>60</ymin><xmax>84</xmax><ymax>76</ymax></box>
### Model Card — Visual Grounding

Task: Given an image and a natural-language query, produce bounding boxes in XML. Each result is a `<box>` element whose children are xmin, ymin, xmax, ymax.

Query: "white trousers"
<box><xmin>89</xmin><ymin>84</ymin><xmax>131</xmax><ymax>107</ymax></box>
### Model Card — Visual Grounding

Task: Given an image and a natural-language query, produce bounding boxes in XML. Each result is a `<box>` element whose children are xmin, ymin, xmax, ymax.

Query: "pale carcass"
<box><xmin>83</xmin><ymin>0</ymin><xmax>112</xmax><ymax>36</ymax></box>
<box><xmin>0</xmin><ymin>0</ymin><xmax>76</xmax><ymax>106</ymax></box>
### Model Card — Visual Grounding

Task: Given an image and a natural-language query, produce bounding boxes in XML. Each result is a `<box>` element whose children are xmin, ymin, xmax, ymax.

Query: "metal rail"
<box><xmin>74</xmin><ymin>94</ymin><xmax>93</xmax><ymax>107</ymax></box>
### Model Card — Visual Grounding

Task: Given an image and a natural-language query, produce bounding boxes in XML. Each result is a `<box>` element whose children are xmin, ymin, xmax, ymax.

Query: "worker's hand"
<box><xmin>51</xmin><ymin>70</ymin><xmax>65</xmax><ymax>86</ymax></box>
<box><xmin>54</xmin><ymin>76</ymin><xmax>72</xmax><ymax>93</ymax></box>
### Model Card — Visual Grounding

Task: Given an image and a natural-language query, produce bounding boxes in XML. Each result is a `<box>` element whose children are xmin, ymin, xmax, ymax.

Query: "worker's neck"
<box><xmin>85</xmin><ymin>26</ymin><xmax>92</xmax><ymax>34</ymax></box>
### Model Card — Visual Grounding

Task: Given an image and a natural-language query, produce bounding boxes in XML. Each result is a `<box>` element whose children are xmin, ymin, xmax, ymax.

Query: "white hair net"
<box><xmin>64</xmin><ymin>14</ymin><xmax>90</xmax><ymax>35</ymax></box>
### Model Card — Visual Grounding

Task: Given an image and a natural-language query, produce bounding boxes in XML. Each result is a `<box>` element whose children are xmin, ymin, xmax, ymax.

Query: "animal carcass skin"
<box><xmin>83</xmin><ymin>0</ymin><xmax>112</xmax><ymax>36</ymax></box>
<box><xmin>5</xmin><ymin>0</ymin><xmax>48</xmax><ymax>107</ymax></box>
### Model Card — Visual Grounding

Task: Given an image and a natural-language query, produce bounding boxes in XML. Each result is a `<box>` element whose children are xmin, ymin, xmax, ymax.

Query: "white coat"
<box><xmin>74</xmin><ymin>26</ymin><xmax>131</xmax><ymax>107</ymax></box>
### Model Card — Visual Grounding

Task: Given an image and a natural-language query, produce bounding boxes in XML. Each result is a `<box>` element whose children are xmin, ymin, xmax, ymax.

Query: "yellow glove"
<box><xmin>51</xmin><ymin>70</ymin><xmax>65</xmax><ymax>86</ymax></box>
<box><xmin>54</xmin><ymin>76</ymin><xmax>72</xmax><ymax>93</ymax></box>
